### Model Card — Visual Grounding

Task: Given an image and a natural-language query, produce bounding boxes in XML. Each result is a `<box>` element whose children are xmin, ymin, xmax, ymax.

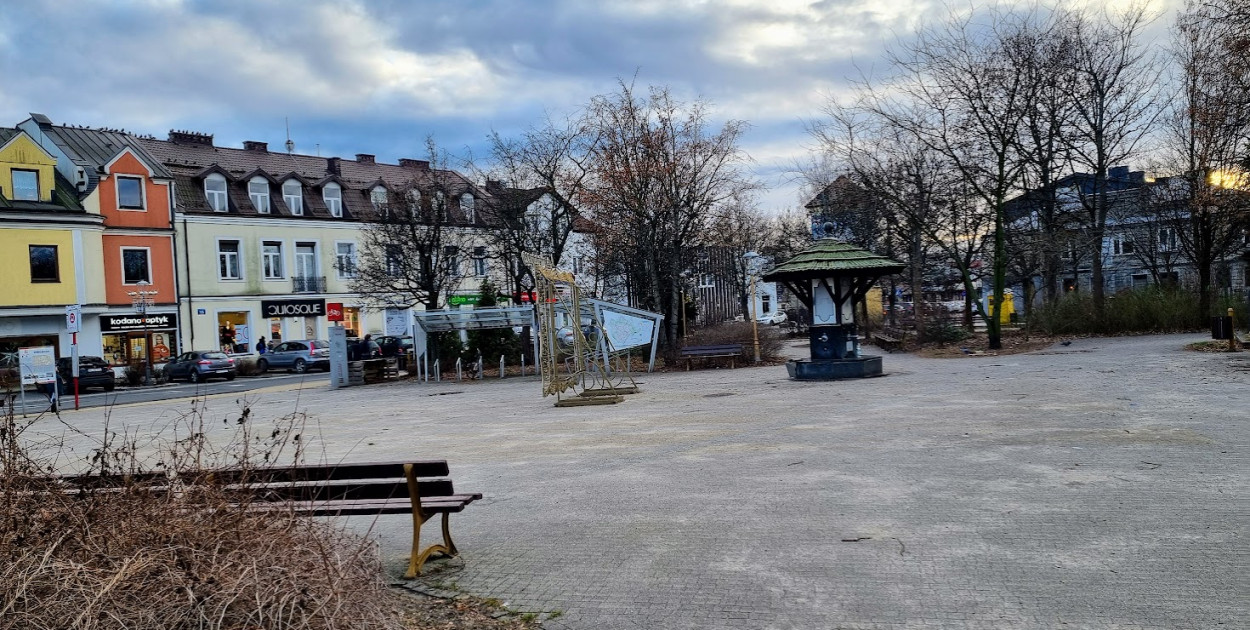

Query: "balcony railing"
<box><xmin>293</xmin><ymin>275</ymin><xmax>326</xmax><ymax>293</ymax></box>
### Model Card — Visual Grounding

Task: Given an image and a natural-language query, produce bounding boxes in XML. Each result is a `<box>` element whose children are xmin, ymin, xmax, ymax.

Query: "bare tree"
<box><xmin>585</xmin><ymin>81</ymin><xmax>756</xmax><ymax>353</ymax></box>
<box><xmin>1064</xmin><ymin>6</ymin><xmax>1162</xmax><ymax>315</ymax></box>
<box><xmin>350</xmin><ymin>138</ymin><xmax>478</xmax><ymax>311</ymax></box>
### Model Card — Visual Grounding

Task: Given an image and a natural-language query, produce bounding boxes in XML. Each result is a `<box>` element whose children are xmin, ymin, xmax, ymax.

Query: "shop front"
<box><xmin>261</xmin><ymin>299</ymin><xmax>326</xmax><ymax>344</ymax></box>
<box><xmin>100</xmin><ymin>312</ymin><xmax>178</xmax><ymax>371</ymax></box>
<box><xmin>217</xmin><ymin>310</ymin><xmax>252</xmax><ymax>354</ymax></box>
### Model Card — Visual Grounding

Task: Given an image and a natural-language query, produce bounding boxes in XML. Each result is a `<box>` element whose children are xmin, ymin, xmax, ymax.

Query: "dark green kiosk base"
<box><xmin>785</xmin><ymin>355</ymin><xmax>883</xmax><ymax>380</ymax></box>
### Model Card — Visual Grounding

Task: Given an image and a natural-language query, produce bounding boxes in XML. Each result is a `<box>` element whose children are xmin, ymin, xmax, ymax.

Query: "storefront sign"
<box><xmin>261</xmin><ymin>299</ymin><xmax>326</xmax><ymax>318</ymax></box>
<box><xmin>19</xmin><ymin>346</ymin><xmax>56</xmax><ymax>385</ymax></box>
<box><xmin>326</xmin><ymin>302</ymin><xmax>344</xmax><ymax>322</ymax></box>
<box><xmin>100</xmin><ymin>313</ymin><xmax>177</xmax><ymax>332</ymax></box>
<box><xmin>448</xmin><ymin>294</ymin><xmax>482</xmax><ymax>306</ymax></box>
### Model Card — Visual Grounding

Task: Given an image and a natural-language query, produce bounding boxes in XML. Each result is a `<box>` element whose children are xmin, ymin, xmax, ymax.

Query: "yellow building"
<box><xmin>0</xmin><ymin>128</ymin><xmax>106</xmax><ymax>361</ymax></box>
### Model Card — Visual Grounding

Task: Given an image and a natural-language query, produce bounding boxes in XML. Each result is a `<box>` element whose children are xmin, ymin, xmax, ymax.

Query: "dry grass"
<box><xmin>0</xmin><ymin>393</ymin><xmax>533</xmax><ymax>630</ymax></box>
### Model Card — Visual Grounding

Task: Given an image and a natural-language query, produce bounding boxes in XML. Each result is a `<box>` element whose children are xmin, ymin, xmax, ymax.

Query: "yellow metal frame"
<box><xmin>403</xmin><ymin>463</ymin><xmax>460</xmax><ymax>578</ymax></box>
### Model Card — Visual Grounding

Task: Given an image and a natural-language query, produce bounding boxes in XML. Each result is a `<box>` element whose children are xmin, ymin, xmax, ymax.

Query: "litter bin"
<box><xmin>1211</xmin><ymin>315</ymin><xmax>1234</xmax><ymax>340</ymax></box>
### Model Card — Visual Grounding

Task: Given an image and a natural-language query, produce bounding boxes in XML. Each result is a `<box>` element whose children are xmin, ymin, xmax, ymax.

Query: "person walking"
<box><xmin>256</xmin><ymin>336</ymin><xmax>267</xmax><ymax>354</ymax></box>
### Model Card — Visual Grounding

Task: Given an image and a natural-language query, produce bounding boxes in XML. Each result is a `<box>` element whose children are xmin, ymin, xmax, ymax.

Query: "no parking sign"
<box><xmin>65</xmin><ymin>304</ymin><xmax>81</xmax><ymax>333</ymax></box>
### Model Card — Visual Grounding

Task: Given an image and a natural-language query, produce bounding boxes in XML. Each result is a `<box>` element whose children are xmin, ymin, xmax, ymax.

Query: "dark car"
<box><xmin>56</xmin><ymin>355</ymin><xmax>116</xmax><ymax>393</ymax></box>
<box><xmin>164</xmin><ymin>351</ymin><xmax>237</xmax><ymax>383</ymax></box>
<box><xmin>257</xmin><ymin>340</ymin><xmax>330</xmax><ymax>373</ymax></box>
<box><xmin>376</xmin><ymin>335</ymin><xmax>414</xmax><ymax>358</ymax></box>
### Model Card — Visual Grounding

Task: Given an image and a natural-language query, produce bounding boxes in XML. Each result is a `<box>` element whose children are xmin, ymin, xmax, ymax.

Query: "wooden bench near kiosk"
<box><xmin>53</xmin><ymin>460</ymin><xmax>481</xmax><ymax>578</ymax></box>
<box><xmin>679</xmin><ymin>343</ymin><xmax>746</xmax><ymax>370</ymax></box>
<box><xmin>870</xmin><ymin>326</ymin><xmax>908</xmax><ymax>353</ymax></box>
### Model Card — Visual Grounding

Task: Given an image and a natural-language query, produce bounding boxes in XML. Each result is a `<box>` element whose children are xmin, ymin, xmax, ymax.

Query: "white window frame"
<box><xmin>283</xmin><ymin>179</ymin><xmax>303</xmax><ymax>216</ymax></box>
<box><xmin>1158</xmin><ymin>227</ymin><xmax>1178</xmax><ymax>252</ymax></box>
<box><xmin>217</xmin><ymin>239</ymin><xmax>244</xmax><ymax>281</ymax></box>
<box><xmin>371</xmin><ymin>186</ymin><xmax>389</xmax><ymax>212</ymax></box>
<box><xmin>461</xmin><ymin>193</ymin><xmax>475</xmax><ymax>223</ymax></box>
<box><xmin>120</xmin><ymin>246</ymin><xmax>152</xmax><ymax>285</ymax></box>
<box><xmin>249</xmin><ymin>177</ymin><xmax>271</xmax><ymax>214</ymax></box>
<box><xmin>472</xmin><ymin>246</ymin><xmax>488</xmax><ymax>276</ymax></box>
<box><xmin>1112</xmin><ymin>234</ymin><xmax>1135</xmax><ymax>256</ymax></box>
<box><xmin>323</xmin><ymin>183</ymin><xmax>342</xmax><ymax>217</ymax></box>
<box><xmin>445</xmin><ymin>245</ymin><xmax>461</xmax><ymax>278</ymax></box>
<box><xmin>293</xmin><ymin>242</ymin><xmax>319</xmax><ymax>281</ymax></box>
<box><xmin>12</xmin><ymin>169</ymin><xmax>39</xmax><ymax>201</ymax></box>
<box><xmin>262</xmin><ymin>240</ymin><xmax>285</xmax><ymax>280</ymax></box>
<box><xmin>115</xmin><ymin>175</ymin><xmax>146</xmax><ymax>211</ymax></box>
<box><xmin>335</xmin><ymin>241</ymin><xmax>358</xmax><ymax>279</ymax></box>
<box><xmin>205</xmin><ymin>174</ymin><xmax>228</xmax><ymax>212</ymax></box>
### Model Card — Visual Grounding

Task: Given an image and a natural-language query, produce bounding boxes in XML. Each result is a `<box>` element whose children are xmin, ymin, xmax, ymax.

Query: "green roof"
<box><xmin>762</xmin><ymin>239</ymin><xmax>904</xmax><ymax>281</ymax></box>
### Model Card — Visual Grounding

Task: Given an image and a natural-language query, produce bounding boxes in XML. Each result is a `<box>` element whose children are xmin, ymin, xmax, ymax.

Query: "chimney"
<box><xmin>399</xmin><ymin>158</ymin><xmax>430</xmax><ymax>170</ymax></box>
<box><xmin>326</xmin><ymin>157</ymin><xmax>341</xmax><ymax>175</ymax></box>
<box><xmin>168</xmin><ymin>130</ymin><xmax>214</xmax><ymax>146</ymax></box>
<box><xmin>1109</xmin><ymin>165</ymin><xmax>1129</xmax><ymax>180</ymax></box>
<box><xmin>355</xmin><ymin>153</ymin><xmax>375</xmax><ymax>164</ymax></box>
<box><xmin>243</xmin><ymin>140</ymin><xmax>268</xmax><ymax>152</ymax></box>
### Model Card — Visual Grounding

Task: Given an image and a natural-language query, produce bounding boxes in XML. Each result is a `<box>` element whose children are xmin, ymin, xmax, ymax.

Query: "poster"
<box><xmin>19</xmin><ymin>346</ymin><xmax>56</xmax><ymax>385</ymax></box>
<box><xmin>385</xmin><ymin>308</ymin><xmax>408</xmax><ymax>336</ymax></box>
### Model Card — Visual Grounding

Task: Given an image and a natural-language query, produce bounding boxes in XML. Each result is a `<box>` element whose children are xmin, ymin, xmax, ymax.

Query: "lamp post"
<box><xmin>128</xmin><ymin>280</ymin><xmax>157</xmax><ymax>386</ymax></box>
<box><xmin>744</xmin><ymin>251</ymin><xmax>761</xmax><ymax>364</ymax></box>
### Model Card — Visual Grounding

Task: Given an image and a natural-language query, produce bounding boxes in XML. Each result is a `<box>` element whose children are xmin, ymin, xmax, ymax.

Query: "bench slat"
<box><xmin>199</xmin><ymin>460</ymin><xmax>449</xmax><ymax>485</ymax></box>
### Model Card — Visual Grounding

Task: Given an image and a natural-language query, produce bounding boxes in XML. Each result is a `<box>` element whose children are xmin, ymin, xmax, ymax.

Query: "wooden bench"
<box><xmin>679</xmin><ymin>343</ymin><xmax>745</xmax><ymax>370</ymax></box>
<box><xmin>871</xmin><ymin>327</ymin><xmax>908</xmax><ymax>353</ymax></box>
<box><xmin>55</xmin><ymin>460</ymin><xmax>481</xmax><ymax>578</ymax></box>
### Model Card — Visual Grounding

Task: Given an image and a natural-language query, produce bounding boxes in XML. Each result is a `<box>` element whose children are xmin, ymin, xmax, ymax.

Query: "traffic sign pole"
<box><xmin>72</xmin><ymin>332</ymin><xmax>80</xmax><ymax>410</ymax></box>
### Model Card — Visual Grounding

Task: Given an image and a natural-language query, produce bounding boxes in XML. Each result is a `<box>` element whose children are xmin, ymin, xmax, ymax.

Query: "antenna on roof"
<box><xmin>284</xmin><ymin>117</ymin><xmax>295</xmax><ymax>154</ymax></box>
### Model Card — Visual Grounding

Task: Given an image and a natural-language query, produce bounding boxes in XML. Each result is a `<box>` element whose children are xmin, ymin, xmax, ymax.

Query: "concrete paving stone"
<box><xmin>37</xmin><ymin>333</ymin><xmax>1249</xmax><ymax>629</ymax></box>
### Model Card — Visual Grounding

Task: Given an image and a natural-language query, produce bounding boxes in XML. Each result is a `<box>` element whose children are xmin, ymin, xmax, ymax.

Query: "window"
<box><xmin>461</xmin><ymin>193</ymin><xmax>475</xmax><ymax>223</ymax></box>
<box><xmin>472</xmin><ymin>246</ymin><xmax>488</xmax><ymax>276</ymax></box>
<box><xmin>1158</xmin><ymin>227</ymin><xmax>1177</xmax><ymax>252</ymax></box>
<box><xmin>283</xmin><ymin>179</ymin><xmax>303</xmax><ymax>215</ymax></box>
<box><xmin>435</xmin><ymin>191</ymin><xmax>447</xmax><ymax>219</ymax></box>
<box><xmin>28</xmin><ymin>245</ymin><xmax>58</xmax><ymax>282</ymax></box>
<box><xmin>249</xmin><ymin>177</ymin><xmax>270</xmax><ymax>213</ymax></box>
<box><xmin>1112</xmin><ymin>234</ymin><xmax>1135</xmax><ymax>256</ymax></box>
<box><xmin>336</xmin><ymin>242</ymin><xmax>357</xmax><ymax>278</ymax></box>
<box><xmin>117</xmin><ymin>176</ymin><xmax>144</xmax><ymax>209</ymax></box>
<box><xmin>205</xmin><ymin>174</ymin><xmax>228</xmax><ymax>212</ymax></box>
<box><xmin>12</xmin><ymin>169</ymin><xmax>39</xmax><ymax>201</ymax></box>
<box><xmin>762</xmin><ymin>294</ymin><xmax>772</xmax><ymax>315</ymax></box>
<box><xmin>444</xmin><ymin>246</ymin><xmax>460</xmax><ymax>277</ymax></box>
<box><xmin>323</xmin><ymin>183</ymin><xmax>342</xmax><ymax>217</ymax></box>
<box><xmin>262</xmin><ymin>241</ymin><xmax>284</xmax><ymax>279</ymax></box>
<box><xmin>217</xmin><ymin>240</ymin><xmax>242</xmax><ymax>280</ymax></box>
<box><xmin>370</xmin><ymin>186</ymin><xmax>389</xmax><ymax>212</ymax></box>
<box><xmin>385</xmin><ymin>245</ymin><xmax>403</xmax><ymax>277</ymax></box>
<box><xmin>121</xmin><ymin>248</ymin><xmax>151</xmax><ymax>284</ymax></box>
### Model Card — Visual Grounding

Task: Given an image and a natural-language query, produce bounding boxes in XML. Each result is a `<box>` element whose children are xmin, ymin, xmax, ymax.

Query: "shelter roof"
<box><xmin>762</xmin><ymin>239</ymin><xmax>904</xmax><ymax>282</ymax></box>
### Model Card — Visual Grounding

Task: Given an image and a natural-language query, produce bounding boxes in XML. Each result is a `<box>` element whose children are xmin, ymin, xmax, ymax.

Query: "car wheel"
<box><xmin>256</xmin><ymin>359</ymin><xmax>268</xmax><ymax>373</ymax></box>
<box><xmin>225</xmin><ymin>373</ymin><xmax>236</xmax><ymax>381</ymax></box>
<box><xmin>293</xmin><ymin>359</ymin><xmax>307</xmax><ymax>374</ymax></box>
<box><xmin>105</xmin><ymin>383</ymin><xmax>115</xmax><ymax>392</ymax></box>
<box><xmin>189</xmin><ymin>370</ymin><xmax>201</xmax><ymax>384</ymax></box>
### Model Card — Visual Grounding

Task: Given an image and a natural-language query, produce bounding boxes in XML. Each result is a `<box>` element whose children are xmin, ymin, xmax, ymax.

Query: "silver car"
<box><xmin>256</xmin><ymin>340</ymin><xmax>331</xmax><ymax>374</ymax></box>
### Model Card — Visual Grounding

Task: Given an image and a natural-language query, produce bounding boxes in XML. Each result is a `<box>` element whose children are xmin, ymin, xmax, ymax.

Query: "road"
<box><xmin>6</xmin><ymin>371</ymin><xmax>329</xmax><ymax>415</ymax></box>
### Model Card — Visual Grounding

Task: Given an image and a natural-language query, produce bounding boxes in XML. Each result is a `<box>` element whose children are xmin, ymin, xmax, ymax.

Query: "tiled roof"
<box><xmin>762</xmin><ymin>239</ymin><xmax>904</xmax><ymax>281</ymax></box>
<box><xmin>38</xmin><ymin>125</ymin><xmax>172</xmax><ymax>196</ymax></box>
<box><xmin>136</xmin><ymin>135</ymin><xmax>494</xmax><ymax>225</ymax></box>
<box><xmin>0</xmin><ymin>127</ymin><xmax>17</xmax><ymax>145</ymax></box>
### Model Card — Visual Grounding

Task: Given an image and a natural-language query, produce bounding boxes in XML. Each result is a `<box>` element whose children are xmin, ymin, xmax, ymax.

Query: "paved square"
<box><xmin>39</xmin><ymin>333</ymin><xmax>1248</xmax><ymax>629</ymax></box>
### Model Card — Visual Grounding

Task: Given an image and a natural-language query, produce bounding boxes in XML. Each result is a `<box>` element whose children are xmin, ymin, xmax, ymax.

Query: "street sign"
<box><xmin>65</xmin><ymin>304</ymin><xmax>81</xmax><ymax>333</ymax></box>
<box><xmin>327</xmin><ymin>302</ymin><xmax>344</xmax><ymax>322</ymax></box>
<box><xmin>19</xmin><ymin>346</ymin><xmax>57</xmax><ymax>385</ymax></box>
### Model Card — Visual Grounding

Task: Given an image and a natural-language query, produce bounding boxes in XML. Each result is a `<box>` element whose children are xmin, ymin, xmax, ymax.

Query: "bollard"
<box><xmin>478</xmin><ymin>354</ymin><xmax>484</xmax><ymax>380</ymax></box>
<box><xmin>456</xmin><ymin>357</ymin><xmax>462</xmax><ymax>381</ymax></box>
<box><xmin>434</xmin><ymin>359</ymin><xmax>440</xmax><ymax>382</ymax></box>
<box><xmin>499</xmin><ymin>355</ymin><xmax>505</xmax><ymax>379</ymax></box>
<box><xmin>520</xmin><ymin>354</ymin><xmax>526</xmax><ymax>376</ymax></box>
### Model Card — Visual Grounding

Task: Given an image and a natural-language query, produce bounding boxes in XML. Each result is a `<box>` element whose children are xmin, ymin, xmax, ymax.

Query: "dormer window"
<box><xmin>461</xmin><ymin>193</ymin><xmax>475</xmax><ymax>223</ymax></box>
<box><xmin>12</xmin><ymin>169</ymin><xmax>39</xmax><ymax>201</ymax></box>
<box><xmin>323</xmin><ymin>183</ymin><xmax>342</xmax><ymax>217</ymax></box>
<box><xmin>205</xmin><ymin>174</ymin><xmax>228</xmax><ymax>212</ymax></box>
<box><xmin>283</xmin><ymin>179</ymin><xmax>303</xmax><ymax>215</ymax></box>
<box><xmin>117</xmin><ymin>176</ymin><xmax>144</xmax><ymax>209</ymax></box>
<box><xmin>370</xmin><ymin>186</ymin><xmax>389</xmax><ymax>212</ymax></box>
<box><xmin>249</xmin><ymin>177</ymin><xmax>271</xmax><ymax>214</ymax></box>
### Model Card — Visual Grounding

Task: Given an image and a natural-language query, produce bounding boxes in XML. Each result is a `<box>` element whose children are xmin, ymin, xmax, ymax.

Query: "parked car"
<box><xmin>376</xmin><ymin>335</ymin><xmax>414</xmax><ymax>358</ymax></box>
<box><xmin>164</xmin><ymin>351</ymin><xmax>237</xmax><ymax>383</ymax></box>
<box><xmin>56</xmin><ymin>355</ymin><xmax>116</xmax><ymax>393</ymax></box>
<box><xmin>758</xmin><ymin>310</ymin><xmax>788</xmax><ymax>325</ymax></box>
<box><xmin>257</xmin><ymin>340</ymin><xmax>330</xmax><ymax>373</ymax></box>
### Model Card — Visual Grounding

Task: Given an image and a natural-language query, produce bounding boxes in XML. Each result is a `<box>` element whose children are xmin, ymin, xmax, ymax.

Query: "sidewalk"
<box><xmin>37</xmin><ymin>334</ymin><xmax>1250</xmax><ymax>629</ymax></box>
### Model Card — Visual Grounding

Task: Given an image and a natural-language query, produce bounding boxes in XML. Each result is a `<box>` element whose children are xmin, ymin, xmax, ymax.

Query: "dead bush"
<box><xmin>0</xmin><ymin>396</ymin><xmax>405</xmax><ymax>630</ymax></box>
<box><xmin>681</xmin><ymin>321</ymin><xmax>787</xmax><ymax>362</ymax></box>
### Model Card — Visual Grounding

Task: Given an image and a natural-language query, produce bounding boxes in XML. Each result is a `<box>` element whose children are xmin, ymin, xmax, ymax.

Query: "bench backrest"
<box><xmin>680</xmin><ymin>344</ymin><xmax>744</xmax><ymax>354</ymax></box>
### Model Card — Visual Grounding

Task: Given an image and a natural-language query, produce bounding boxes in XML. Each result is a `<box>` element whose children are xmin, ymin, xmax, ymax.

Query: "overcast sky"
<box><xmin>0</xmin><ymin>0</ymin><xmax>1183</xmax><ymax>212</ymax></box>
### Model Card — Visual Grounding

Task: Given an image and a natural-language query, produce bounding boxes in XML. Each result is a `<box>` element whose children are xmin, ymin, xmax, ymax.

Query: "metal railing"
<box><xmin>292</xmin><ymin>275</ymin><xmax>326</xmax><ymax>293</ymax></box>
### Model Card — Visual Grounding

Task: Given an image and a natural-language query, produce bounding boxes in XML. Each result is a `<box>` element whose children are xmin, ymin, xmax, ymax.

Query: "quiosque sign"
<box><xmin>100</xmin><ymin>313</ymin><xmax>177</xmax><ymax>332</ymax></box>
<box><xmin>261</xmin><ymin>299</ymin><xmax>326</xmax><ymax>318</ymax></box>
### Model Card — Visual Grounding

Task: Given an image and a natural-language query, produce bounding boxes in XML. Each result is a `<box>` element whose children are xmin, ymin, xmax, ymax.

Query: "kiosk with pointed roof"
<box><xmin>761</xmin><ymin>240</ymin><xmax>904</xmax><ymax>380</ymax></box>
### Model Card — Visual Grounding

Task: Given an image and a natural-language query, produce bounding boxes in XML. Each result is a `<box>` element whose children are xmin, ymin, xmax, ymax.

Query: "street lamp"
<box><xmin>128</xmin><ymin>280</ymin><xmax>157</xmax><ymax>386</ymax></box>
<box><xmin>743</xmin><ymin>251</ymin><xmax>762</xmax><ymax>364</ymax></box>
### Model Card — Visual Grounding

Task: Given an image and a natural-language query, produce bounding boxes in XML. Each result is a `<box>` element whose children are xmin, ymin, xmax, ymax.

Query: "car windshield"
<box><xmin>202</xmin><ymin>352</ymin><xmax>228</xmax><ymax>360</ymax></box>
<box><xmin>80</xmin><ymin>356</ymin><xmax>108</xmax><ymax>366</ymax></box>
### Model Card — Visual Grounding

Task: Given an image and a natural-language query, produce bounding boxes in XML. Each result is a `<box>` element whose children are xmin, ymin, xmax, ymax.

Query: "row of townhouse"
<box><xmin>2</xmin><ymin>113</ymin><xmax>568</xmax><ymax>374</ymax></box>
